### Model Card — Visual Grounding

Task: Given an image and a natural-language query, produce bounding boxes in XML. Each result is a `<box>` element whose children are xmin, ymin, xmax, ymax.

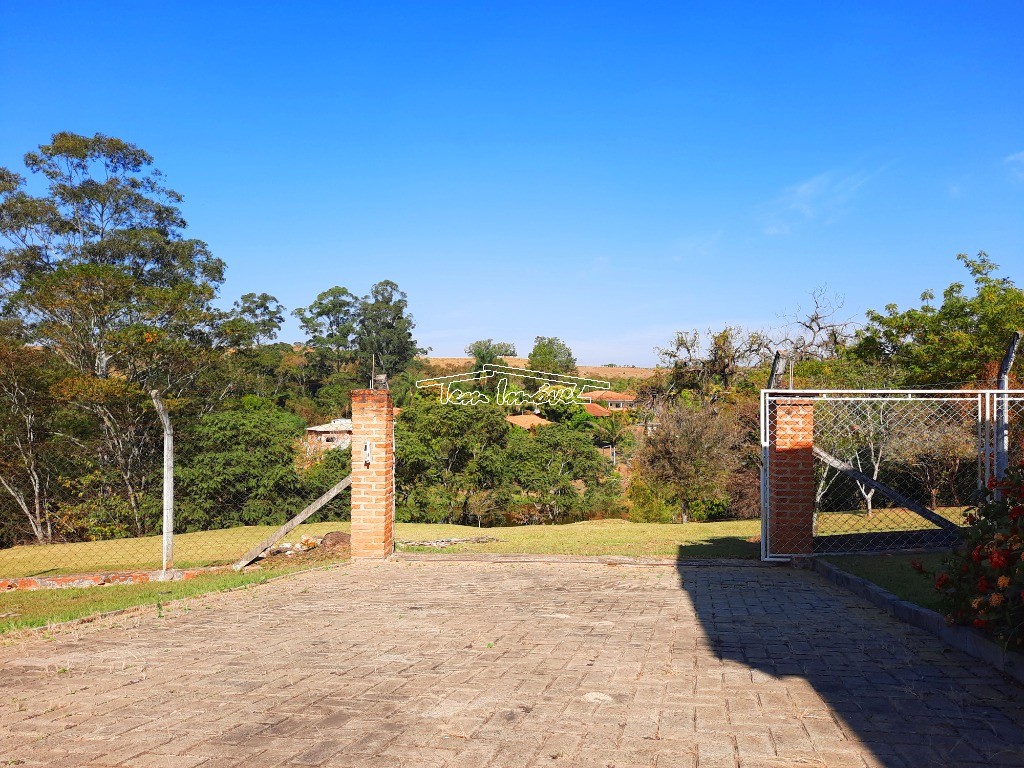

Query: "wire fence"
<box><xmin>0</xmin><ymin>417</ymin><xmax>352</xmax><ymax>581</ymax></box>
<box><xmin>762</xmin><ymin>389</ymin><xmax>1024</xmax><ymax>558</ymax></box>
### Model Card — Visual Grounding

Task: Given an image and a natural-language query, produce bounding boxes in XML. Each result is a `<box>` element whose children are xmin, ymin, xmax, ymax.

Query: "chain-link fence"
<box><xmin>811</xmin><ymin>392</ymin><xmax>980</xmax><ymax>553</ymax></box>
<box><xmin>0</xmin><ymin>405</ymin><xmax>352</xmax><ymax>581</ymax></box>
<box><xmin>762</xmin><ymin>390</ymin><xmax>1023</xmax><ymax>558</ymax></box>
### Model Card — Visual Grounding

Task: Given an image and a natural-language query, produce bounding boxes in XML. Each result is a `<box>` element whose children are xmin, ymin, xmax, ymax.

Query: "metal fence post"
<box><xmin>151</xmin><ymin>391</ymin><xmax>174</xmax><ymax>578</ymax></box>
<box><xmin>994</xmin><ymin>332</ymin><xmax>1020</xmax><ymax>489</ymax></box>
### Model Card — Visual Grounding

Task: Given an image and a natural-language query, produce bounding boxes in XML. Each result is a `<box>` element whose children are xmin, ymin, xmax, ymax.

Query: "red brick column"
<box><xmin>768</xmin><ymin>398</ymin><xmax>815</xmax><ymax>556</ymax></box>
<box><xmin>350</xmin><ymin>389</ymin><xmax>395</xmax><ymax>560</ymax></box>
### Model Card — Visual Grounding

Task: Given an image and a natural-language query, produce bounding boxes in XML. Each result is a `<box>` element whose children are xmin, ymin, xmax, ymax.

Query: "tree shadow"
<box><xmin>675</xmin><ymin>548</ymin><xmax>1024</xmax><ymax>767</ymax></box>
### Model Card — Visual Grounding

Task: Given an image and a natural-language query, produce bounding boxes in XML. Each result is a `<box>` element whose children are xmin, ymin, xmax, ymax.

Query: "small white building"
<box><xmin>304</xmin><ymin>418</ymin><xmax>353</xmax><ymax>451</ymax></box>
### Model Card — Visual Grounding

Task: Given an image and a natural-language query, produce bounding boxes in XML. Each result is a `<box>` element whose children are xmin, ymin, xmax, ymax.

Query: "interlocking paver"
<box><xmin>2</xmin><ymin>561</ymin><xmax>1024</xmax><ymax>767</ymax></box>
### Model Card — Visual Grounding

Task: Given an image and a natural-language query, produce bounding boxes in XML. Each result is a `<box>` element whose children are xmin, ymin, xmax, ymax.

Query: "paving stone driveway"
<box><xmin>2</xmin><ymin>560</ymin><xmax>1023</xmax><ymax>768</ymax></box>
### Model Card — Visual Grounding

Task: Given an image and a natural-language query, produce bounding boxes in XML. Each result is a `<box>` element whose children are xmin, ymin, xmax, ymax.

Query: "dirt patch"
<box><xmin>396</xmin><ymin>536</ymin><xmax>500</xmax><ymax>549</ymax></box>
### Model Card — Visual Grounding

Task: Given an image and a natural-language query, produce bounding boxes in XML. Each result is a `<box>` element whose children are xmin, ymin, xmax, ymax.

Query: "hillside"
<box><xmin>424</xmin><ymin>357</ymin><xmax>660</xmax><ymax>381</ymax></box>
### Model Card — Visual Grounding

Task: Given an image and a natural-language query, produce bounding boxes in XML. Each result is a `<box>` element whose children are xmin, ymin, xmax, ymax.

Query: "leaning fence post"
<box><xmin>151</xmin><ymin>391</ymin><xmax>174</xmax><ymax>578</ymax></box>
<box><xmin>994</xmin><ymin>332</ymin><xmax>1021</xmax><ymax>490</ymax></box>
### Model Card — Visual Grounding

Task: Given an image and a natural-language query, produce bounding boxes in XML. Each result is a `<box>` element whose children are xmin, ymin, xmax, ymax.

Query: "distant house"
<box><xmin>582</xmin><ymin>390</ymin><xmax>636</xmax><ymax>411</ymax></box>
<box><xmin>583</xmin><ymin>402</ymin><xmax>611</xmax><ymax>418</ymax></box>
<box><xmin>305</xmin><ymin>418</ymin><xmax>353</xmax><ymax>452</ymax></box>
<box><xmin>505</xmin><ymin>413</ymin><xmax>552</xmax><ymax>433</ymax></box>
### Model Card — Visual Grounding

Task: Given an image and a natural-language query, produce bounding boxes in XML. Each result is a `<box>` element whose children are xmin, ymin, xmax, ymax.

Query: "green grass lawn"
<box><xmin>0</xmin><ymin>563</ymin><xmax>336</xmax><ymax>635</ymax></box>
<box><xmin>394</xmin><ymin>519</ymin><xmax>761</xmax><ymax>558</ymax></box>
<box><xmin>0</xmin><ymin>519</ymin><xmax>763</xmax><ymax>579</ymax></box>
<box><xmin>814</xmin><ymin>506</ymin><xmax>969</xmax><ymax>536</ymax></box>
<box><xmin>821</xmin><ymin>552</ymin><xmax>948</xmax><ymax>611</ymax></box>
<box><xmin>0</xmin><ymin>519</ymin><xmax>762</xmax><ymax>634</ymax></box>
<box><xmin>0</xmin><ymin>501</ymin><xmax>971</xmax><ymax>579</ymax></box>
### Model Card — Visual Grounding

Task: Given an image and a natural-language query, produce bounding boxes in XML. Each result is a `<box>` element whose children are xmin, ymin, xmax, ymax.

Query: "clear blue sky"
<box><xmin>2</xmin><ymin>1</ymin><xmax>1022</xmax><ymax>365</ymax></box>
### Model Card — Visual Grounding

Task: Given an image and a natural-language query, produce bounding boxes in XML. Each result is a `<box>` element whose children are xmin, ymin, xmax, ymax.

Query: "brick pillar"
<box><xmin>767</xmin><ymin>398</ymin><xmax>815</xmax><ymax>556</ymax></box>
<box><xmin>350</xmin><ymin>389</ymin><xmax>395</xmax><ymax>560</ymax></box>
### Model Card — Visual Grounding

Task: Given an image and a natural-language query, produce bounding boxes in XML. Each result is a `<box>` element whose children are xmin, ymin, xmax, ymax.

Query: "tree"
<box><xmin>177</xmin><ymin>398</ymin><xmax>307</xmax><ymax>530</ymax></box>
<box><xmin>782</xmin><ymin>287</ymin><xmax>855</xmax><ymax>361</ymax></box>
<box><xmin>590</xmin><ymin>412</ymin><xmax>634</xmax><ymax>466</ymax></box>
<box><xmin>506</xmin><ymin>424</ymin><xmax>606</xmax><ymax>523</ymax></box>
<box><xmin>222</xmin><ymin>292</ymin><xmax>285</xmax><ymax>349</ymax></box>
<box><xmin>395</xmin><ymin>398</ymin><xmax>511</xmax><ymax>525</ymax></box>
<box><xmin>0</xmin><ymin>342</ymin><xmax>76</xmax><ymax>543</ymax></box>
<box><xmin>354</xmin><ymin>280</ymin><xmax>425</xmax><ymax>383</ymax></box>
<box><xmin>850</xmin><ymin>253</ymin><xmax>1024</xmax><ymax>386</ymax></box>
<box><xmin>657</xmin><ymin>326</ymin><xmax>771</xmax><ymax>401</ymax></box>
<box><xmin>466</xmin><ymin>339</ymin><xmax>516</xmax><ymax>372</ymax></box>
<box><xmin>815</xmin><ymin>400</ymin><xmax>897</xmax><ymax>517</ymax></box>
<box><xmin>631</xmin><ymin>404</ymin><xmax>738</xmax><ymax>522</ymax></box>
<box><xmin>888</xmin><ymin>411</ymin><xmax>977</xmax><ymax>510</ymax></box>
<box><xmin>0</xmin><ymin>132</ymin><xmax>225</xmax><ymax>533</ymax></box>
<box><xmin>527</xmin><ymin>337</ymin><xmax>577</xmax><ymax>376</ymax></box>
<box><xmin>293</xmin><ymin>286</ymin><xmax>359</xmax><ymax>373</ymax></box>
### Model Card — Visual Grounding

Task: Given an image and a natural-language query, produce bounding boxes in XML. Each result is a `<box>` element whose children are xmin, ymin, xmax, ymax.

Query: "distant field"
<box><xmin>425</xmin><ymin>357</ymin><xmax>661</xmax><ymax>381</ymax></box>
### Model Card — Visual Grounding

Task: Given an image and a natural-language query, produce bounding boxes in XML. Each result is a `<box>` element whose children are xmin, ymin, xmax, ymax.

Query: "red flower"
<box><xmin>973</xmin><ymin>619</ymin><xmax>989</xmax><ymax>629</ymax></box>
<box><xmin>972</xmin><ymin>545</ymin><xmax>985</xmax><ymax>563</ymax></box>
<box><xmin>990</xmin><ymin>550</ymin><xmax>1009</xmax><ymax>570</ymax></box>
<box><xmin>910</xmin><ymin>559</ymin><xmax>924</xmax><ymax>574</ymax></box>
<box><xmin>935</xmin><ymin>573</ymin><xmax>951</xmax><ymax>590</ymax></box>
<box><xmin>1011</xmin><ymin>506</ymin><xmax>1024</xmax><ymax>521</ymax></box>
<box><xmin>977</xmin><ymin>576</ymin><xmax>992</xmax><ymax>593</ymax></box>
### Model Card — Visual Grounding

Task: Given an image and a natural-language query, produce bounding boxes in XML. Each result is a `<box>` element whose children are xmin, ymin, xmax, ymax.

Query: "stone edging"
<box><xmin>0</xmin><ymin>565</ymin><xmax>231</xmax><ymax>592</ymax></box>
<box><xmin>810</xmin><ymin>557</ymin><xmax>1024</xmax><ymax>686</ymax></box>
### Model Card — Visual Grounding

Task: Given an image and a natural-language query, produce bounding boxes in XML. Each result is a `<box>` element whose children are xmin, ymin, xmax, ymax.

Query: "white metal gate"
<box><xmin>760</xmin><ymin>389</ymin><xmax>1024</xmax><ymax>560</ymax></box>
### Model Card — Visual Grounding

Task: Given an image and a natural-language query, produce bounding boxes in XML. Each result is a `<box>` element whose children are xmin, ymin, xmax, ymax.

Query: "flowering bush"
<box><xmin>914</xmin><ymin>463</ymin><xmax>1024</xmax><ymax>647</ymax></box>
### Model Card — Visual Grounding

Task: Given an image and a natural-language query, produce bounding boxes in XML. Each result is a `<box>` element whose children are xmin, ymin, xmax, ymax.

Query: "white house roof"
<box><xmin>306</xmin><ymin>418</ymin><xmax>353</xmax><ymax>433</ymax></box>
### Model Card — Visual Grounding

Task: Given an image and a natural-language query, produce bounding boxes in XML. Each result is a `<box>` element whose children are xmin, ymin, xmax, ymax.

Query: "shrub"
<box><xmin>920</xmin><ymin>463</ymin><xmax>1024</xmax><ymax>648</ymax></box>
<box><xmin>686</xmin><ymin>497</ymin><xmax>731</xmax><ymax>523</ymax></box>
<box><xmin>626</xmin><ymin>478</ymin><xmax>675</xmax><ymax>523</ymax></box>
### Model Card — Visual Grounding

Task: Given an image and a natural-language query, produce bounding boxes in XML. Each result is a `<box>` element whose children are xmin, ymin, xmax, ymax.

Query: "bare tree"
<box><xmin>782</xmin><ymin>287</ymin><xmax>856</xmax><ymax>361</ymax></box>
<box><xmin>656</xmin><ymin>326</ymin><xmax>773</xmax><ymax>401</ymax></box>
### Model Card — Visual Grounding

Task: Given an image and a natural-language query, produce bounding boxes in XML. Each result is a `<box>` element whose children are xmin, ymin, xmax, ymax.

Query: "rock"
<box><xmin>319</xmin><ymin>531</ymin><xmax>352</xmax><ymax>551</ymax></box>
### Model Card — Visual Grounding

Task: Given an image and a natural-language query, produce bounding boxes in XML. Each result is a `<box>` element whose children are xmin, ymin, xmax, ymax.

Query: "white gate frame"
<box><xmin>760</xmin><ymin>389</ymin><xmax>1024</xmax><ymax>561</ymax></box>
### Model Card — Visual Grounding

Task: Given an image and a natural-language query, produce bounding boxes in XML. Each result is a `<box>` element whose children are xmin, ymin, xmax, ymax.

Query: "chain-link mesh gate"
<box><xmin>761</xmin><ymin>389</ymin><xmax>1024</xmax><ymax>560</ymax></box>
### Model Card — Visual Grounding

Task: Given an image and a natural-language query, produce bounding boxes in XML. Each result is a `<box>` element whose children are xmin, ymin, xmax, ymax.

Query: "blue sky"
<box><xmin>2</xmin><ymin>1</ymin><xmax>1022</xmax><ymax>365</ymax></box>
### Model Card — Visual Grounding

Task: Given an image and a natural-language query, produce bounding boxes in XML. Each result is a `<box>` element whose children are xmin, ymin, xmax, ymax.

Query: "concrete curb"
<box><xmin>391</xmin><ymin>552</ymin><xmax>770</xmax><ymax>567</ymax></box>
<box><xmin>811</xmin><ymin>558</ymin><xmax>1024</xmax><ymax>686</ymax></box>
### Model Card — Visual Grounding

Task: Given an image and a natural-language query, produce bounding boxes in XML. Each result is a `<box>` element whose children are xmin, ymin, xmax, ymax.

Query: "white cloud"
<box><xmin>671</xmin><ymin>231</ymin><xmax>724</xmax><ymax>262</ymax></box>
<box><xmin>1005</xmin><ymin>151</ymin><xmax>1024</xmax><ymax>181</ymax></box>
<box><xmin>758</xmin><ymin>168</ymin><xmax>878</xmax><ymax>236</ymax></box>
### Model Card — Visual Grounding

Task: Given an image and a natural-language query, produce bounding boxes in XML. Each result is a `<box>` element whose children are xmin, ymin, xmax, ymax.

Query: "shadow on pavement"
<box><xmin>676</xmin><ymin>549</ymin><xmax>1024</xmax><ymax>767</ymax></box>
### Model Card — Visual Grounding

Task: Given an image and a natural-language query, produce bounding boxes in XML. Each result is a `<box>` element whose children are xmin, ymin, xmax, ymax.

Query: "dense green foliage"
<box><xmin>850</xmin><ymin>253</ymin><xmax>1024</xmax><ymax>386</ymax></box>
<box><xmin>527</xmin><ymin>336</ymin><xmax>578</xmax><ymax>376</ymax></box>
<box><xmin>395</xmin><ymin>398</ymin><xmax>618</xmax><ymax>525</ymax></box>
<box><xmin>177</xmin><ymin>399</ymin><xmax>349</xmax><ymax>530</ymax></box>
